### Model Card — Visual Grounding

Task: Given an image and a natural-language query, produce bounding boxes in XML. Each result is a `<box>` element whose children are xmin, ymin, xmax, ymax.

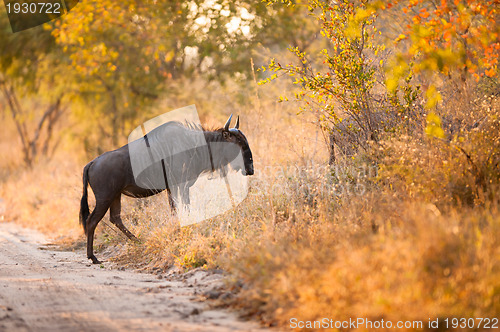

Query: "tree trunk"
<box><xmin>0</xmin><ymin>80</ymin><xmax>64</xmax><ymax>167</ymax></box>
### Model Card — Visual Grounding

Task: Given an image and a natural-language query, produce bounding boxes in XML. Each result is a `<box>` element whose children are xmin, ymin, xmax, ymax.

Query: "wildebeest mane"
<box><xmin>149</xmin><ymin>120</ymin><xmax>224</xmax><ymax>141</ymax></box>
<box><xmin>132</xmin><ymin>120</ymin><xmax>229</xmax><ymax>184</ymax></box>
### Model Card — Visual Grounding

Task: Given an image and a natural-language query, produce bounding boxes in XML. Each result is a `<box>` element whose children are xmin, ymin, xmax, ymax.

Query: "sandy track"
<box><xmin>0</xmin><ymin>223</ymin><xmax>264</xmax><ymax>332</ymax></box>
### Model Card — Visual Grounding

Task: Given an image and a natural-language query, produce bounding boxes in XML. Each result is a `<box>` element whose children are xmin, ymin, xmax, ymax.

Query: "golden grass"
<box><xmin>1</xmin><ymin>79</ymin><xmax>499</xmax><ymax>330</ymax></box>
<box><xmin>1</xmin><ymin>155</ymin><xmax>82</xmax><ymax>238</ymax></box>
<box><xmin>227</xmin><ymin>195</ymin><xmax>500</xmax><ymax>326</ymax></box>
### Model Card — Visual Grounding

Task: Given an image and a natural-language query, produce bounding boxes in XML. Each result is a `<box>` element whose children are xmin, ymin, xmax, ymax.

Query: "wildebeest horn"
<box><xmin>235</xmin><ymin>115</ymin><xmax>240</xmax><ymax>129</ymax></box>
<box><xmin>224</xmin><ymin>114</ymin><xmax>233</xmax><ymax>131</ymax></box>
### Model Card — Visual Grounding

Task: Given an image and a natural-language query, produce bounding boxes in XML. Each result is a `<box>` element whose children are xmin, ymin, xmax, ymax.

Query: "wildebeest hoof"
<box><xmin>89</xmin><ymin>255</ymin><xmax>102</xmax><ymax>264</ymax></box>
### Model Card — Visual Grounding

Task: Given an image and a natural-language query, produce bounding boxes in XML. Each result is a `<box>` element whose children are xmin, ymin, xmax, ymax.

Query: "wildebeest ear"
<box><xmin>235</xmin><ymin>115</ymin><xmax>240</xmax><ymax>129</ymax></box>
<box><xmin>223</xmin><ymin>131</ymin><xmax>231</xmax><ymax>139</ymax></box>
<box><xmin>224</xmin><ymin>114</ymin><xmax>233</xmax><ymax>131</ymax></box>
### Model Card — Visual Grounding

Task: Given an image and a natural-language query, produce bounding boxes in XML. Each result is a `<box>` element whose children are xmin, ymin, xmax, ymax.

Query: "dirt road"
<box><xmin>0</xmin><ymin>222</ymin><xmax>264</xmax><ymax>332</ymax></box>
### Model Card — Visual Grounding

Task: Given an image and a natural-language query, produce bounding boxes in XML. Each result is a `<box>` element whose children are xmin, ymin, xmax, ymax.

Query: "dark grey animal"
<box><xmin>79</xmin><ymin>115</ymin><xmax>254</xmax><ymax>264</ymax></box>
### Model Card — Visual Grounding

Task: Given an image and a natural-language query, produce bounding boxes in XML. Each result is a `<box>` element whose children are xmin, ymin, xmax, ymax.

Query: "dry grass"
<box><xmin>0</xmin><ymin>155</ymin><xmax>82</xmax><ymax>238</ymax></box>
<box><xmin>227</xmin><ymin>195</ymin><xmax>500</xmax><ymax>326</ymax></box>
<box><xmin>1</xmin><ymin>78</ymin><xmax>499</xmax><ymax>330</ymax></box>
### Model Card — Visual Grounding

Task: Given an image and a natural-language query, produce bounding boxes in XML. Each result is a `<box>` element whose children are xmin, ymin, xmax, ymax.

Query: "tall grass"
<box><xmin>1</xmin><ymin>77</ymin><xmax>499</xmax><ymax>329</ymax></box>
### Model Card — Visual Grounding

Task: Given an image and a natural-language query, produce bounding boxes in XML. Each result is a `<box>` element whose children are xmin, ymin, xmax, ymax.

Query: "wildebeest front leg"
<box><xmin>171</xmin><ymin>185</ymin><xmax>190</xmax><ymax>212</ymax></box>
<box><xmin>181</xmin><ymin>185</ymin><xmax>190</xmax><ymax>206</ymax></box>
<box><xmin>86</xmin><ymin>201</ymin><xmax>112</xmax><ymax>264</ymax></box>
<box><xmin>166</xmin><ymin>187</ymin><xmax>176</xmax><ymax>212</ymax></box>
<box><xmin>110</xmin><ymin>195</ymin><xmax>138</xmax><ymax>241</ymax></box>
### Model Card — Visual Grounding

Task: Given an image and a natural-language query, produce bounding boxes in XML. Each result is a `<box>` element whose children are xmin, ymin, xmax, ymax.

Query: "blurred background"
<box><xmin>0</xmin><ymin>0</ymin><xmax>499</xmax><ymax>328</ymax></box>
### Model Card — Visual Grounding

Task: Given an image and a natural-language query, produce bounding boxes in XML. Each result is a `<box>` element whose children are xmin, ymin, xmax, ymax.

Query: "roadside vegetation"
<box><xmin>1</xmin><ymin>0</ymin><xmax>499</xmax><ymax>330</ymax></box>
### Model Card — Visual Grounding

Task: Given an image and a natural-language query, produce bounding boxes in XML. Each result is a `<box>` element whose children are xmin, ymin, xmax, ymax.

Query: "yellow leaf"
<box><xmin>395</xmin><ymin>34</ymin><xmax>406</xmax><ymax>42</ymax></box>
<box><xmin>355</xmin><ymin>8</ymin><xmax>373</xmax><ymax>21</ymax></box>
<box><xmin>386</xmin><ymin>77</ymin><xmax>398</xmax><ymax>92</ymax></box>
<box><xmin>164</xmin><ymin>51</ymin><xmax>175</xmax><ymax>62</ymax></box>
<box><xmin>425</xmin><ymin>85</ymin><xmax>442</xmax><ymax>109</ymax></box>
<box><xmin>425</xmin><ymin>112</ymin><xmax>445</xmax><ymax>139</ymax></box>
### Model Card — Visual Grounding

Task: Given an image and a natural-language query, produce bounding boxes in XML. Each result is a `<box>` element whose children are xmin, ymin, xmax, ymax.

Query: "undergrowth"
<box><xmin>1</xmin><ymin>80</ymin><xmax>499</xmax><ymax>330</ymax></box>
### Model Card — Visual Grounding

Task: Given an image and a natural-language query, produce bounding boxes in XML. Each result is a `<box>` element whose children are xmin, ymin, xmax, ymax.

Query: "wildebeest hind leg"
<box><xmin>86</xmin><ymin>200</ymin><xmax>112</xmax><ymax>264</ymax></box>
<box><xmin>110</xmin><ymin>195</ymin><xmax>138</xmax><ymax>241</ymax></box>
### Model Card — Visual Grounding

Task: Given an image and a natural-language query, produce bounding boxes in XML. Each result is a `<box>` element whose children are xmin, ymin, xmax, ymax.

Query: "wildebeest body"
<box><xmin>80</xmin><ymin>115</ymin><xmax>253</xmax><ymax>264</ymax></box>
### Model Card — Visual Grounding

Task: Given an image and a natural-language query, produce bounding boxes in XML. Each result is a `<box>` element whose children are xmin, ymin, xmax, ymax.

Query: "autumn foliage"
<box><xmin>389</xmin><ymin>0</ymin><xmax>499</xmax><ymax>79</ymax></box>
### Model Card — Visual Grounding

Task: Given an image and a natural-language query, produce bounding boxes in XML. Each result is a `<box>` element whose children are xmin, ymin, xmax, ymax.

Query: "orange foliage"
<box><xmin>386</xmin><ymin>0</ymin><xmax>499</xmax><ymax>79</ymax></box>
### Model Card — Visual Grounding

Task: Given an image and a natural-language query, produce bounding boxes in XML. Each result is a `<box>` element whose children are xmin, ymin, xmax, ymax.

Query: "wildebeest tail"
<box><xmin>79</xmin><ymin>161</ymin><xmax>92</xmax><ymax>234</ymax></box>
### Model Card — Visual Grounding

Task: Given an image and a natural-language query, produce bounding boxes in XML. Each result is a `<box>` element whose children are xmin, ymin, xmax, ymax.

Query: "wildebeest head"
<box><xmin>220</xmin><ymin>114</ymin><xmax>254</xmax><ymax>176</ymax></box>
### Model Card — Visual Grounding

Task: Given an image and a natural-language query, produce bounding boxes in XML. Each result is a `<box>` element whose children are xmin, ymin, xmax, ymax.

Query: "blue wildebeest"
<box><xmin>79</xmin><ymin>115</ymin><xmax>254</xmax><ymax>264</ymax></box>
